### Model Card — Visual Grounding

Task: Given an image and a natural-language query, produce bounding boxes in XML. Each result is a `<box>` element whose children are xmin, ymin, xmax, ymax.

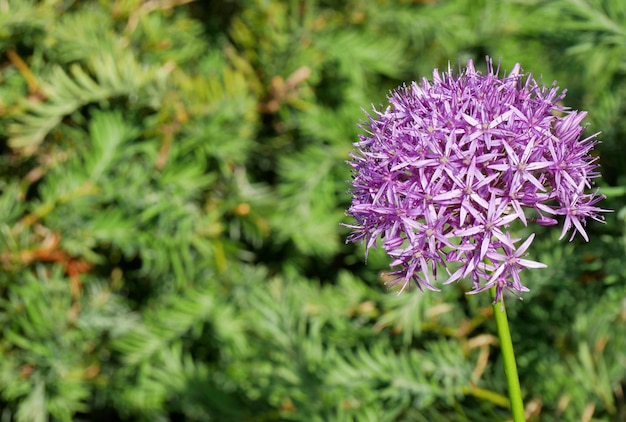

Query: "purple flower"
<box><xmin>346</xmin><ymin>57</ymin><xmax>608</xmax><ymax>302</ymax></box>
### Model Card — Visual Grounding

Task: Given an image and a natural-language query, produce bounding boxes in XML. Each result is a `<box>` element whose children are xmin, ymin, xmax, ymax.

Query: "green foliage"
<box><xmin>0</xmin><ymin>0</ymin><xmax>625</xmax><ymax>421</ymax></box>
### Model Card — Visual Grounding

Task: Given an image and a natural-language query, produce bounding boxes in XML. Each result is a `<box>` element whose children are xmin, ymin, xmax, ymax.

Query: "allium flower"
<box><xmin>346</xmin><ymin>57</ymin><xmax>608</xmax><ymax>302</ymax></box>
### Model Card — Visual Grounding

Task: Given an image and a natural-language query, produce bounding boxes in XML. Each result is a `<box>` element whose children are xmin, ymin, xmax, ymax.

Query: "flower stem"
<box><xmin>490</xmin><ymin>287</ymin><xmax>526</xmax><ymax>422</ymax></box>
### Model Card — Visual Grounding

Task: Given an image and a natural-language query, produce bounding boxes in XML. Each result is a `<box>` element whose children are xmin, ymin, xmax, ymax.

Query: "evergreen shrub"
<box><xmin>0</xmin><ymin>0</ymin><xmax>625</xmax><ymax>420</ymax></box>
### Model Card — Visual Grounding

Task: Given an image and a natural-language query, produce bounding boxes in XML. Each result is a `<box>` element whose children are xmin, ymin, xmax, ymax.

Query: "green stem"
<box><xmin>490</xmin><ymin>287</ymin><xmax>526</xmax><ymax>422</ymax></box>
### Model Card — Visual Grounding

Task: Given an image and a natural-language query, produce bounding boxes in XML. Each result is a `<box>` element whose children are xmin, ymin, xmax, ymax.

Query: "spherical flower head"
<box><xmin>346</xmin><ymin>57</ymin><xmax>609</xmax><ymax>303</ymax></box>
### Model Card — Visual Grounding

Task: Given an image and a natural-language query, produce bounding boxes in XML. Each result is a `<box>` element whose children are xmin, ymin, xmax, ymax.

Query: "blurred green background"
<box><xmin>0</xmin><ymin>0</ymin><xmax>625</xmax><ymax>420</ymax></box>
